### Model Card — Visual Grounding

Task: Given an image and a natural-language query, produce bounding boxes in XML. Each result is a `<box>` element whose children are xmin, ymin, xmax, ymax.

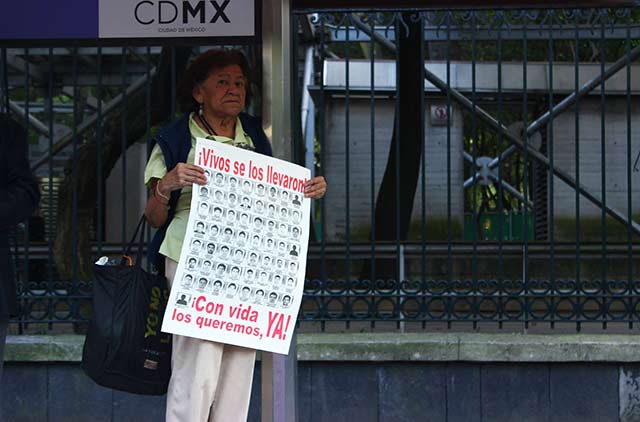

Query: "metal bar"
<box><xmin>1</xmin><ymin>48</ymin><xmax>8</xmax><ymax>113</ymax></box>
<box><xmin>7</xmin><ymin>100</ymin><xmax>50</xmax><ymax>136</ymax></box>
<box><xmin>5</xmin><ymin>47</ymin><xmax>163</xmax><ymax>57</ymax></box>
<box><xmin>344</xmin><ymin>13</ymin><xmax>352</xmax><ymax>330</ymax></box>
<box><xmin>351</xmin><ymin>15</ymin><xmax>640</xmax><ymax>236</ymax></box>
<box><xmin>600</xmin><ymin>18</ymin><xmax>608</xmax><ymax>329</ymax></box>
<box><xmin>394</xmin><ymin>12</ymin><xmax>402</xmax><ymax>329</ymax></box>
<box><xmin>463</xmin><ymin>145</ymin><xmax>516</xmax><ymax>183</ymax></box>
<box><xmin>625</xmin><ymin>13</ymin><xmax>633</xmax><ymax>329</ymax></box>
<box><xmin>327</xmin><ymin>25</ymin><xmax>640</xmax><ymax>42</ymax></box>
<box><xmin>292</xmin><ymin>0</ymin><xmax>638</xmax><ymax>10</ymax></box>
<box><xmin>369</xmin><ymin>15</ymin><xmax>377</xmax><ymax>298</ymax></box>
<box><xmin>445</xmin><ymin>11</ymin><xmax>453</xmax><ymax>329</ymax></box>
<box><xmin>573</xmin><ymin>17</ymin><xmax>582</xmax><ymax>331</ymax></box>
<box><xmin>20</xmin><ymin>47</ymin><xmax>30</xmax><ymax>333</ymax></box>
<box><xmin>527</xmin><ymin>43</ymin><xmax>640</xmax><ymax>136</ymax></box>
<box><xmin>31</xmin><ymin>67</ymin><xmax>157</xmax><ymax>172</ymax></box>
<box><xmin>14</xmin><ymin>241</ymin><xmax>640</xmax><ymax>259</ymax></box>
<box><xmin>5</xmin><ymin>51</ymin><xmax>45</xmax><ymax>83</ymax></box>
<box><xmin>496</xmin><ymin>17</ymin><xmax>505</xmax><ymax>329</ymax></box>
<box><xmin>486</xmin><ymin>175</ymin><xmax>534</xmax><ymax>208</ymax></box>
<box><xmin>547</xmin><ymin>14</ymin><xmax>556</xmax><ymax>329</ymax></box>
<box><xmin>71</xmin><ymin>48</ymin><xmax>79</xmax><ymax>296</ymax></box>
<box><xmin>46</xmin><ymin>47</ymin><xmax>54</xmax><ymax>330</ymax></box>
<box><xmin>61</xmin><ymin>86</ymin><xmax>101</xmax><ymax>111</ymax></box>
<box><xmin>319</xmin><ymin>14</ymin><xmax>327</xmax><ymax>331</ymax></box>
<box><xmin>471</xmin><ymin>10</ymin><xmax>479</xmax><ymax>330</ymax></box>
<box><xmin>522</xmin><ymin>16</ymin><xmax>530</xmax><ymax>329</ymax></box>
<box><xmin>464</xmin><ymin>39</ymin><xmax>640</xmax><ymax>182</ymax></box>
<box><xmin>463</xmin><ymin>145</ymin><xmax>517</xmax><ymax>188</ymax></box>
<box><xmin>419</xmin><ymin>12</ymin><xmax>427</xmax><ymax>291</ymax></box>
<box><xmin>398</xmin><ymin>243</ymin><xmax>406</xmax><ymax>332</ymax></box>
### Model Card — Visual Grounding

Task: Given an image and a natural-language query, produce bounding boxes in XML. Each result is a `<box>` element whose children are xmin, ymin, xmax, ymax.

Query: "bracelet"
<box><xmin>155</xmin><ymin>180</ymin><xmax>170</xmax><ymax>202</ymax></box>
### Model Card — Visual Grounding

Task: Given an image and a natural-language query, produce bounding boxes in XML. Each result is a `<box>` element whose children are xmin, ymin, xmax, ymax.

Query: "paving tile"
<box><xmin>113</xmin><ymin>390</ymin><xmax>166</xmax><ymax>422</ymax></box>
<box><xmin>48</xmin><ymin>365</ymin><xmax>112</xmax><ymax>422</ymax></box>
<box><xmin>2</xmin><ymin>365</ymin><xmax>47</xmax><ymax>422</ymax></box>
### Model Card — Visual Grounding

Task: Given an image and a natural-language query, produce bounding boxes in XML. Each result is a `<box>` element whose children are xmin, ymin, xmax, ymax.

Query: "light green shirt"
<box><xmin>144</xmin><ymin>113</ymin><xmax>254</xmax><ymax>262</ymax></box>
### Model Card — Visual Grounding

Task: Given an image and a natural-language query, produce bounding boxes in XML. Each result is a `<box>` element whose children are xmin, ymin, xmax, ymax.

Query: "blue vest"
<box><xmin>148</xmin><ymin>112</ymin><xmax>273</xmax><ymax>274</ymax></box>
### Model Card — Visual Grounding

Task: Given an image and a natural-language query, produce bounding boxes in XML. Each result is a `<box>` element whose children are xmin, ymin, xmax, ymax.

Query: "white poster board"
<box><xmin>161</xmin><ymin>138</ymin><xmax>310</xmax><ymax>355</ymax></box>
<box><xmin>99</xmin><ymin>0</ymin><xmax>255</xmax><ymax>38</ymax></box>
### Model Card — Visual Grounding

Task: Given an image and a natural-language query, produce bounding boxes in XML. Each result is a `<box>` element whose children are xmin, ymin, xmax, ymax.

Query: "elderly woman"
<box><xmin>143</xmin><ymin>49</ymin><xmax>326</xmax><ymax>422</ymax></box>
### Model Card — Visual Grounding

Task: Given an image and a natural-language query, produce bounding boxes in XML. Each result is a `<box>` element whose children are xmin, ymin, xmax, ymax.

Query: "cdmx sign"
<box><xmin>100</xmin><ymin>0</ymin><xmax>254</xmax><ymax>38</ymax></box>
<box><xmin>133</xmin><ymin>1</ymin><xmax>233</xmax><ymax>25</ymax></box>
<box><xmin>0</xmin><ymin>0</ymin><xmax>254</xmax><ymax>40</ymax></box>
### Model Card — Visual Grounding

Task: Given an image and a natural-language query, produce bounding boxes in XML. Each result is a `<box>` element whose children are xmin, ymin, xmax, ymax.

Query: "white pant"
<box><xmin>165</xmin><ymin>258</ymin><xmax>256</xmax><ymax>422</ymax></box>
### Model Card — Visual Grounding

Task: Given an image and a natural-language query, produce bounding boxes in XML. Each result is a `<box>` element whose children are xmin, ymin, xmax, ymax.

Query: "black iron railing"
<box><xmin>2</xmin><ymin>6</ymin><xmax>640</xmax><ymax>333</ymax></box>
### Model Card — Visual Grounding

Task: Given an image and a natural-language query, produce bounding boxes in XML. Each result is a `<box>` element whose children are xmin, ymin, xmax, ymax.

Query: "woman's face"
<box><xmin>193</xmin><ymin>64</ymin><xmax>246</xmax><ymax>119</ymax></box>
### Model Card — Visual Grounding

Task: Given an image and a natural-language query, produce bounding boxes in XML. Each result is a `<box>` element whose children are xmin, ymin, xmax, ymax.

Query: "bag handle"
<box><xmin>123</xmin><ymin>215</ymin><xmax>147</xmax><ymax>267</ymax></box>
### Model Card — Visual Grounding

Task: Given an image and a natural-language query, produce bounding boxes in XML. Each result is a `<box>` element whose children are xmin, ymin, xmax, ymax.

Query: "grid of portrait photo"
<box><xmin>179</xmin><ymin>170</ymin><xmax>304</xmax><ymax>310</ymax></box>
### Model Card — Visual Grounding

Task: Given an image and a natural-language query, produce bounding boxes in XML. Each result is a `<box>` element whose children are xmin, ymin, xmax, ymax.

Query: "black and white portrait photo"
<box><xmin>218</xmin><ymin>245</ymin><xmax>231</xmax><ymax>260</ymax></box>
<box><xmin>197</xmin><ymin>277</ymin><xmax>209</xmax><ymax>291</ymax></box>
<box><xmin>226</xmin><ymin>283</ymin><xmax>238</xmax><ymax>298</ymax></box>
<box><xmin>211</xmin><ymin>280</ymin><xmax>223</xmax><ymax>296</ymax></box>
<box><xmin>194</xmin><ymin>220</ymin><xmax>206</xmax><ymax>235</ymax></box>
<box><xmin>199</xmin><ymin>185</ymin><xmax>209</xmax><ymax>198</ymax></box>
<box><xmin>191</xmin><ymin>238</ymin><xmax>203</xmax><ymax>253</ymax></box>
<box><xmin>187</xmin><ymin>256</ymin><xmax>199</xmax><ymax>271</ymax></box>
<box><xmin>214</xmin><ymin>172</ymin><xmax>225</xmax><ymax>186</ymax></box>
<box><xmin>182</xmin><ymin>273</ymin><xmax>194</xmax><ymax>288</ymax></box>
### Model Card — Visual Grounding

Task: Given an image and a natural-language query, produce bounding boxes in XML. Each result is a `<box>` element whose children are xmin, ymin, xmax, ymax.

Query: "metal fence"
<box><xmin>293</xmin><ymin>6</ymin><xmax>640</xmax><ymax>332</ymax></box>
<box><xmin>2</xmin><ymin>5</ymin><xmax>640</xmax><ymax>334</ymax></box>
<box><xmin>0</xmin><ymin>43</ymin><xmax>262</xmax><ymax>334</ymax></box>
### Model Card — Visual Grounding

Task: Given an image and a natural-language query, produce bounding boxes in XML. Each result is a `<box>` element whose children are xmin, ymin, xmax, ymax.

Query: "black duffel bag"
<box><xmin>82</xmin><ymin>216</ymin><xmax>172</xmax><ymax>395</ymax></box>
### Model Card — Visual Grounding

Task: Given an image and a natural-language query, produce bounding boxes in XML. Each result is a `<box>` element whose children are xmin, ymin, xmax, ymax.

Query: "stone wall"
<box><xmin>4</xmin><ymin>333</ymin><xmax>640</xmax><ymax>422</ymax></box>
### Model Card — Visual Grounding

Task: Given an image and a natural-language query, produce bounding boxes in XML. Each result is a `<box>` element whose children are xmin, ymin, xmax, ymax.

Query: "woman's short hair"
<box><xmin>177</xmin><ymin>49</ymin><xmax>252</xmax><ymax>112</ymax></box>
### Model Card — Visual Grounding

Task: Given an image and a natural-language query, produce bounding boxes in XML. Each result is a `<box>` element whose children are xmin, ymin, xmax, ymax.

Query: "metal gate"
<box><xmin>292</xmin><ymin>6</ymin><xmax>640</xmax><ymax>332</ymax></box>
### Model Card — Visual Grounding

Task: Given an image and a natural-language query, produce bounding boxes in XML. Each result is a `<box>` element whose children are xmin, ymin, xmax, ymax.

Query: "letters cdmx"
<box><xmin>134</xmin><ymin>0</ymin><xmax>231</xmax><ymax>25</ymax></box>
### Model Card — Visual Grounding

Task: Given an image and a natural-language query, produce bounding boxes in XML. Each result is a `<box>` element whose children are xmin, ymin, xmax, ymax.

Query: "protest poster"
<box><xmin>161</xmin><ymin>138</ymin><xmax>310</xmax><ymax>355</ymax></box>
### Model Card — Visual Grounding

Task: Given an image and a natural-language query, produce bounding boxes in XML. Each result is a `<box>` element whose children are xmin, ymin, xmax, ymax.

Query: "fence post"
<box><xmin>261</xmin><ymin>0</ymin><xmax>297</xmax><ymax>421</ymax></box>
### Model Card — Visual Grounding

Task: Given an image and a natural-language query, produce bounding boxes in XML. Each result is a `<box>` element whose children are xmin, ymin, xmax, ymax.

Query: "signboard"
<box><xmin>99</xmin><ymin>0</ymin><xmax>255</xmax><ymax>39</ymax></box>
<box><xmin>0</xmin><ymin>0</ymin><xmax>255</xmax><ymax>40</ymax></box>
<box><xmin>161</xmin><ymin>138</ymin><xmax>310</xmax><ymax>355</ymax></box>
<box><xmin>430</xmin><ymin>104</ymin><xmax>449</xmax><ymax>126</ymax></box>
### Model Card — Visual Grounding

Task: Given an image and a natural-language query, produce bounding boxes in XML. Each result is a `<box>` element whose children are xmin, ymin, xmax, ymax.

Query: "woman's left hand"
<box><xmin>304</xmin><ymin>176</ymin><xmax>327</xmax><ymax>199</ymax></box>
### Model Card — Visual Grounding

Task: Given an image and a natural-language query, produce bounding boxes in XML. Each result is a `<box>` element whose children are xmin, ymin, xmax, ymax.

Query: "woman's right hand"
<box><xmin>159</xmin><ymin>163</ymin><xmax>208</xmax><ymax>194</ymax></box>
